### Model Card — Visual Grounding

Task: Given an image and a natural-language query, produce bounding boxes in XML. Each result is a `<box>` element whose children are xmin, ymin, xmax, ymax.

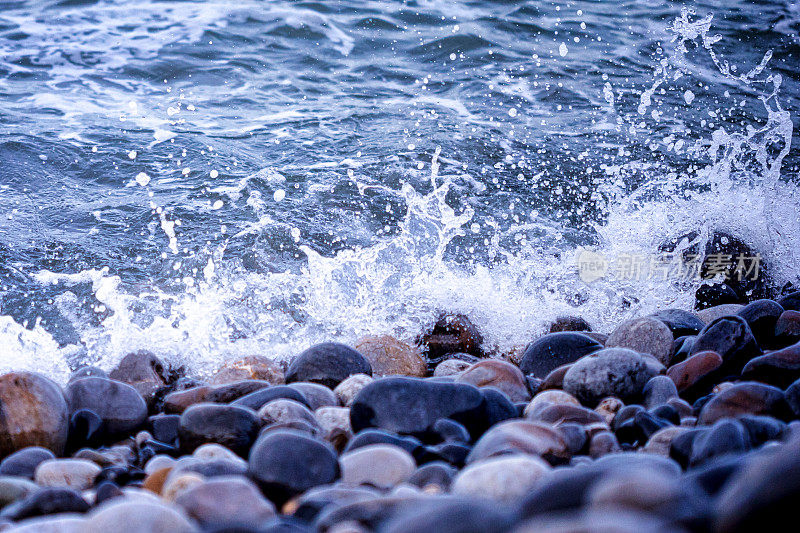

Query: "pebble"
<box><xmin>382</xmin><ymin>498</ymin><xmax>515</xmax><ymax>533</ymax></box>
<box><xmin>467</xmin><ymin>420</ymin><xmax>568</xmax><ymax>463</ymax></box>
<box><xmin>594</xmin><ymin>397</ymin><xmax>624</xmax><ymax>424</ymax></box>
<box><xmin>161</xmin><ymin>472</ymin><xmax>205</xmax><ymax>502</ymax></box>
<box><xmin>408</xmin><ymin>462</ymin><xmax>457</xmax><ymax>492</ymax></box>
<box><xmin>315</xmin><ymin>406</ymin><xmax>353</xmax><ymax>451</ymax></box>
<box><xmin>349</xmin><ymin>377</ymin><xmax>485</xmax><ymax>439</ymax></box>
<box><xmin>524</xmin><ymin>390</ymin><xmax>580</xmax><ymax>419</ymax></box>
<box><xmin>0</xmin><ymin>372</ymin><xmax>69</xmax><ymax>457</ymax></box>
<box><xmin>209</xmin><ymin>355</ymin><xmax>284</xmax><ymax>385</ymax></box>
<box><xmin>340</xmin><ymin>444</ymin><xmax>416</xmax><ymax>489</ymax></box>
<box><xmin>452</xmin><ymin>455</ymin><xmax>550</xmax><ymax>502</ymax></box>
<box><xmin>455</xmin><ymin>359</ymin><xmax>531</xmax><ymax>402</ymax></box>
<box><xmin>650</xmin><ymin>308</ymin><xmax>706</xmax><ymax>338</ymax></box>
<box><xmin>715</xmin><ymin>437</ymin><xmax>800</xmax><ymax>532</ymax></box>
<box><xmin>642</xmin><ymin>426</ymin><xmax>690</xmax><ymax>456</ymax></box>
<box><xmin>606</xmin><ymin>317</ymin><xmax>674</xmax><ymax>365</ymax></box>
<box><xmin>666</xmin><ymin>350</ymin><xmax>723</xmax><ymax>399</ymax></box>
<box><xmin>690</xmin><ymin>315</ymin><xmax>760</xmax><ymax>373</ymax></box>
<box><xmin>774</xmin><ymin>310</ymin><xmax>800</xmax><ymax>346</ymax></box>
<box><xmin>34</xmin><ymin>459</ymin><xmax>101</xmax><ymax>490</ymax></box>
<box><xmin>689</xmin><ymin>419</ymin><xmax>751</xmax><ymax>466</ymax></box>
<box><xmin>737</xmin><ymin>299</ymin><xmax>784</xmax><ymax>347</ymax></box>
<box><xmin>696</xmin><ymin>303</ymin><xmax>745</xmax><ymax>324</ymax></box>
<box><xmin>355</xmin><ymin>336</ymin><xmax>427</xmax><ymax>377</ymax></box>
<box><xmin>288</xmin><ymin>382</ymin><xmax>339</xmax><ymax>410</ymax></box>
<box><xmin>334</xmin><ymin>374</ymin><xmax>374</xmax><ymax>407</ymax></box>
<box><xmin>64</xmin><ymin>377</ymin><xmax>147</xmax><ymax>436</ymax></box>
<box><xmin>533</xmin><ymin>403</ymin><xmax>606</xmax><ymax>427</ymax></box>
<box><xmin>698</xmin><ymin>382</ymin><xmax>790</xmax><ymax>424</ymax></box>
<box><xmin>178</xmin><ymin>403</ymin><xmax>259</xmax><ymax>456</ymax></box>
<box><xmin>108</xmin><ymin>351</ymin><xmax>171</xmax><ymax>406</ymax></box>
<box><xmin>741</xmin><ymin>341</ymin><xmax>800</xmax><ymax>388</ymax></box>
<box><xmin>0</xmin><ymin>476</ymin><xmax>37</xmax><ymax>508</ymax></box>
<box><xmin>0</xmin><ymin>447</ymin><xmax>56</xmax><ymax>479</ymax></box>
<box><xmin>548</xmin><ymin>316</ymin><xmax>592</xmax><ymax>333</ymax></box>
<box><xmin>419</xmin><ymin>313</ymin><xmax>484</xmax><ymax>359</ymax></box>
<box><xmin>589</xmin><ymin>430</ymin><xmax>621</xmax><ymax>458</ymax></box>
<box><xmin>642</xmin><ymin>375</ymin><xmax>679</xmax><ymax>409</ymax></box>
<box><xmin>518</xmin><ymin>332</ymin><xmax>603</xmax><ymax>378</ymax></box>
<box><xmin>432</xmin><ymin>359</ymin><xmax>472</xmax><ymax>377</ymax></box>
<box><xmin>0</xmin><ymin>487</ymin><xmax>90</xmax><ymax>521</ymax></box>
<box><xmin>85</xmin><ymin>500</ymin><xmax>197</xmax><ymax>533</ymax></box>
<box><xmin>248</xmin><ymin>429</ymin><xmax>339</xmax><ymax>505</ymax></box>
<box><xmin>285</xmin><ymin>342</ymin><xmax>372</xmax><ymax>389</ymax></box>
<box><xmin>230</xmin><ymin>385</ymin><xmax>311</xmax><ymax>410</ymax></box>
<box><xmin>3</xmin><ymin>515</ymin><xmax>87</xmax><ymax>532</ymax></box>
<box><xmin>562</xmin><ymin>348</ymin><xmax>663</xmax><ymax>406</ymax></box>
<box><xmin>258</xmin><ymin>399</ymin><xmax>319</xmax><ymax>430</ymax></box>
<box><xmin>174</xmin><ymin>475</ymin><xmax>276</xmax><ymax>528</ymax></box>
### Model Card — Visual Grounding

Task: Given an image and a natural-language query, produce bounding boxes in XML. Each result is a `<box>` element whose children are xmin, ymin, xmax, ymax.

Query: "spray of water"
<box><xmin>1</xmin><ymin>10</ymin><xmax>797</xmax><ymax>383</ymax></box>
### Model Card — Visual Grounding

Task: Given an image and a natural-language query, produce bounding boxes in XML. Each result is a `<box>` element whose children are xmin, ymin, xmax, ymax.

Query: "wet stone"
<box><xmin>0</xmin><ymin>487</ymin><xmax>90</xmax><ymax>521</ymax></box>
<box><xmin>452</xmin><ymin>454</ymin><xmax>550</xmax><ymax>502</ymax></box>
<box><xmin>454</xmin><ymin>359</ymin><xmax>531</xmax><ymax>402</ymax></box>
<box><xmin>288</xmin><ymin>382</ymin><xmax>339</xmax><ymax>410</ymax></box>
<box><xmin>606</xmin><ymin>317</ymin><xmax>674</xmax><ymax>365</ymax></box>
<box><xmin>285</xmin><ymin>343</ymin><xmax>372</xmax><ymax>389</ymax></box>
<box><xmin>349</xmin><ymin>377</ymin><xmax>486</xmax><ymax>440</ymax></box>
<box><xmin>108</xmin><ymin>351</ymin><xmax>172</xmax><ymax>406</ymax></box>
<box><xmin>34</xmin><ymin>459</ymin><xmax>101</xmax><ymax>490</ymax></box>
<box><xmin>248</xmin><ymin>429</ymin><xmax>339</xmax><ymax>506</ymax></box>
<box><xmin>230</xmin><ymin>385</ymin><xmax>311</xmax><ymax>411</ymax></box>
<box><xmin>642</xmin><ymin>375</ymin><xmax>679</xmax><ymax>409</ymax></box>
<box><xmin>741</xmin><ymin>342</ymin><xmax>800</xmax><ymax>388</ymax></box>
<box><xmin>0</xmin><ymin>476</ymin><xmax>37</xmax><ymax>507</ymax></box>
<box><xmin>174</xmin><ymin>475</ymin><xmax>276</xmax><ymax>528</ymax></box>
<box><xmin>698</xmin><ymin>382</ymin><xmax>790</xmax><ymax>425</ymax></box>
<box><xmin>209</xmin><ymin>355</ymin><xmax>284</xmax><ymax>386</ymax></box>
<box><xmin>418</xmin><ymin>313</ymin><xmax>484</xmax><ymax>360</ymax></box>
<box><xmin>315</xmin><ymin>407</ymin><xmax>352</xmax><ymax>452</ymax></box>
<box><xmin>178</xmin><ymin>403</ymin><xmax>259</xmax><ymax>456</ymax></box>
<box><xmin>666</xmin><ymin>350</ymin><xmax>723</xmax><ymax>400</ymax></box>
<box><xmin>334</xmin><ymin>374</ymin><xmax>374</xmax><ymax>407</ymax></box>
<box><xmin>0</xmin><ymin>372</ymin><xmax>69</xmax><ymax>457</ymax></box>
<box><xmin>340</xmin><ymin>444</ymin><xmax>416</xmax><ymax>489</ymax></box>
<box><xmin>774</xmin><ymin>311</ymin><xmax>800</xmax><ymax>347</ymax></box>
<box><xmin>519</xmin><ymin>332</ymin><xmax>603</xmax><ymax>378</ymax></box>
<box><xmin>589</xmin><ymin>430</ymin><xmax>621</xmax><ymax>458</ymax></box>
<box><xmin>548</xmin><ymin>316</ymin><xmax>592</xmax><ymax>333</ymax></box>
<box><xmin>432</xmin><ymin>359</ymin><xmax>472</xmax><ymax>377</ymax></box>
<box><xmin>64</xmin><ymin>377</ymin><xmax>147</xmax><ymax>437</ymax></box>
<box><xmin>650</xmin><ymin>309</ymin><xmax>706</xmax><ymax>338</ymax></box>
<box><xmin>355</xmin><ymin>336</ymin><xmax>427</xmax><ymax>377</ymax></box>
<box><xmin>737</xmin><ymin>299</ymin><xmax>784</xmax><ymax>348</ymax></box>
<box><xmin>690</xmin><ymin>315</ymin><xmax>760</xmax><ymax>373</ymax></box>
<box><xmin>0</xmin><ymin>446</ymin><xmax>55</xmax><ymax>479</ymax></box>
<box><xmin>408</xmin><ymin>462</ymin><xmax>458</xmax><ymax>492</ymax></box>
<box><xmin>562</xmin><ymin>348</ymin><xmax>663</xmax><ymax>406</ymax></box>
<box><xmin>466</xmin><ymin>420</ymin><xmax>568</xmax><ymax>464</ymax></box>
<box><xmin>85</xmin><ymin>500</ymin><xmax>196</xmax><ymax>533</ymax></box>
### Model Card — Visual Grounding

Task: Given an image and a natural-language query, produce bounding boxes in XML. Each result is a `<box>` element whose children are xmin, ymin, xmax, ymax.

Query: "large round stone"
<box><xmin>349</xmin><ymin>377</ymin><xmax>485</xmax><ymax>439</ymax></box>
<box><xmin>519</xmin><ymin>332</ymin><xmax>603</xmax><ymax>378</ymax></box>
<box><xmin>650</xmin><ymin>309</ymin><xmax>706</xmax><ymax>338</ymax></box>
<box><xmin>355</xmin><ymin>336</ymin><xmax>426</xmax><ymax>377</ymax></box>
<box><xmin>606</xmin><ymin>317</ymin><xmax>673</xmax><ymax>365</ymax></box>
<box><xmin>64</xmin><ymin>377</ymin><xmax>147</xmax><ymax>436</ymax></box>
<box><xmin>285</xmin><ymin>343</ymin><xmax>371</xmax><ymax>389</ymax></box>
<box><xmin>248</xmin><ymin>429</ymin><xmax>339</xmax><ymax>505</ymax></box>
<box><xmin>178</xmin><ymin>403</ymin><xmax>259</xmax><ymax>456</ymax></box>
<box><xmin>690</xmin><ymin>316</ymin><xmax>760</xmax><ymax>373</ymax></box>
<box><xmin>0</xmin><ymin>372</ymin><xmax>69</xmax><ymax>457</ymax></box>
<box><xmin>467</xmin><ymin>420</ymin><xmax>568</xmax><ymax>463</ymax></box>
<box><xmin>108</xmin><ymin>351</ymin><xmax>171</xmax><ymax>406</ymax></box>
<box><xmin>85</xmin><ymin>500</ymin><xmax>196</xmax><ymax>533</ymax></box>
<box><xmin>455</xmin><ymin>359</ymin><xmax>530</xmax><ymax>402</ymax></box>
<box><xmin>698</xmin><ymin>382</ymin><xmax>790</xmax><ymax>425</ymax></box>
<box><xmin>339</xmin><ymin>444</ymin><xmax>416</xmax><ymax>489</ymax></box>
<box><xmin>0</xmin><ymin>447</ymin><xmax>56</xmax><ymax>479</ymax></box>
<box><xmin>452</xmin><ymin>454</ymin><xmax>550</xmax><ymax>502</ymax></box>
<box><xmin>562</xmin><ymin>348</ymin><xmax>663</xmax><ymax>406</ymax></box>
<box><xmin>174</xmin><ymin>475</ymin><xmax>275</xmax><ymax>528</ymax></box>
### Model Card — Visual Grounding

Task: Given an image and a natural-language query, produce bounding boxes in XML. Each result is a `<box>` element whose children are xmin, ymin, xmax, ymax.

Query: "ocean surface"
<box><xmin>0</xmin><ymin>0</ymin><xmax>798</xmax><ymax>381</ymax></box>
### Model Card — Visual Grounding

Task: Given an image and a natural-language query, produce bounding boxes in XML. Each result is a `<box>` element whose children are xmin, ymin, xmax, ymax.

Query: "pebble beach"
<box><xmin>1</xmin><ymin>284</ymin><xmax>800</xmax><ymax>532</ymax></box>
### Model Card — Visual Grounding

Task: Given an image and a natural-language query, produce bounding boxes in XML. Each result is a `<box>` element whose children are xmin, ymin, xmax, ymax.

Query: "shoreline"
<box><xmin>0</xmin><ymin>289</ymin><xmax>798</xmax><ymax>532</ymax></box>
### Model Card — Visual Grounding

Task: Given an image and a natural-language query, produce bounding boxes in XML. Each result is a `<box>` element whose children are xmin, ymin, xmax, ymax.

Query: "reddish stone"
<box><xmin>456</xmin><ymin>360</ymin><xmax>531</xmax><ymax>402</ymax></box>
<box><xmin>667</xmin><ymin>351</ymin><xmax>723</xmax><ymax>394</ymax></box>
<box><xmin>741</xmin><ymin>343</ymin><xmax>800</xmax><ymax>388</ymax></box>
